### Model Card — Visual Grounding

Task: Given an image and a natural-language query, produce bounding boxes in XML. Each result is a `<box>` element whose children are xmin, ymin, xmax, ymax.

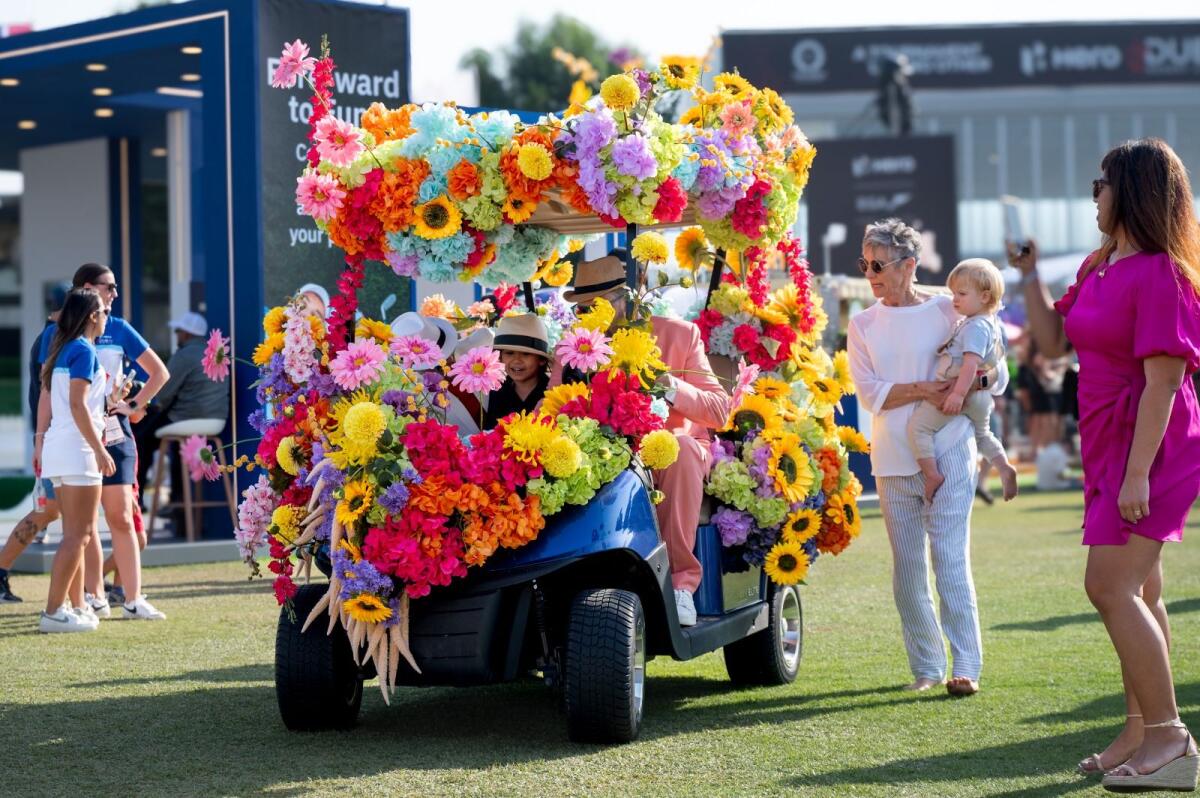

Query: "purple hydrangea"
<box><xmin>713</xmin><ymin>506</ymin><xmax>755</xmax><ymax>547</ymax></box>
<box><xmin>749</xmin><ymin>442</ymin><xmax>778</xmax><ymax>499</ymax></box>
<box><xmin>387</xmin><ymin>251</ymin><xmax>420</xmax><ymax>278</ymax></box>
<box><xmin>709</xmin><ymin>438</ymin><xmax>736</xmax><ymax>465</ymax></box>
<box><xmin>610</xmin><ymin>133</ymin><xmax>657</xmax><ymax>180</ymax></box>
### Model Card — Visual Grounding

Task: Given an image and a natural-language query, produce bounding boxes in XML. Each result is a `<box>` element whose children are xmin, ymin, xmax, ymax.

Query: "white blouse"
<box><xmin>847</xmin><ymin>294</ymin><xmax>1008</xmax><ymax>477</ymax></box>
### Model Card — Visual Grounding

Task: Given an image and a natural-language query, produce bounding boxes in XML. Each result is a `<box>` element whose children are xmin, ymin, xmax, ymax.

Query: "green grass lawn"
<box><xmin>2</xmin><ymin>490</ymin><xmax>1199</xmax><ymax>797</ymax></box>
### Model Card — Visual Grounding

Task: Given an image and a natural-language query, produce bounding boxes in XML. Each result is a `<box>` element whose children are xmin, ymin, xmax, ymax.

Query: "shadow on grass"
<box><xmin>992</xmin><ymin>597</ymin><xmax>1200</xmax><ymax>633</ymax></box>
<box><xmin>782</xmin><ymin>682</ymin><xmax>1200</xmax><ymax>797</ymax></box>
<box><xmin>5</xmin><ymin>670</ymin><xmax>915</xmax><ymax>795</ymax></box>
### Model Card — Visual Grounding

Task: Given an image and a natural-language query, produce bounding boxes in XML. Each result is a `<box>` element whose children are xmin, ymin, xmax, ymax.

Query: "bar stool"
<box><xmin>148</xmin><ymin>418</ymin><xmax>237</xmax><ymax>542</ymax></box>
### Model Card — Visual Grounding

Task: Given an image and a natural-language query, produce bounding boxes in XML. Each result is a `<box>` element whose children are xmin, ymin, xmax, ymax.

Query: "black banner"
<box><xmin>806</xmin><ymin>136</ymin><xmax>958</xmax><ymax>282</ymax></box>
<box><xmin>724</xmin><ymin>22</ymin><xmax>1200</xmax><ymax>93</ymax></box>
<box><xmin>258</xmin><ymin>0</ymin><xmax>411</xmax><ymax>318</ymax></box>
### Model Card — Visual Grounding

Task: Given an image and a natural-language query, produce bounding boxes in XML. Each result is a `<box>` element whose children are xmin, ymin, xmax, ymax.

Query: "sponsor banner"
<box><xmin>724</xmin><ymin>22</ymin><xmax>1200</xmax><ymax>92</ymax></box>
<box><xmin>806</xmin><ymin>136</ymin><xmax>958</xmax><ymax>281</ymax></box>
<box><xmin>258</xmin><ymin>0</ymin><xmax>411</xmax><ymax>318</ymax></box>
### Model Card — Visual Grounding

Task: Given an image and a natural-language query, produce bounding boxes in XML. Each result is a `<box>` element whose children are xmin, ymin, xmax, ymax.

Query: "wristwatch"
<box><xmin>979</xmin><ymin>373</ymin><xmax>990</xmax><ymax>390</ymax></box>
<box><xmin>128</xmin><ymin>398</ymin><xmax>139</xmax><ymax>410</ymax></box>
<box><xmin>661</xmin><ymin>375</ymin><xmax>678</xmax><ymax>405</ymax></box>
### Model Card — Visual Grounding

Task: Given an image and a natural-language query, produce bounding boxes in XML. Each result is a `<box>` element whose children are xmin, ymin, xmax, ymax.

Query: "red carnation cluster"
<box><xmin>561</xmin><ymin>371</ymin><xmax>663</xmax><ymax>438</ymax></box>
<box><xmin>730</xmin><ymin>177</ymin><xmax>771</xmax><ymax>240</ymax></box>
<box><xmin>652</xmin><ymin>177</ymin><xmax>687</xmax><ymax>223</ymax></box>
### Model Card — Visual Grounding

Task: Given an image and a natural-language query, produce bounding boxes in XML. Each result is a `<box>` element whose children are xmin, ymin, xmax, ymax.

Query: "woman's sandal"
<box><xmin>946</xmin><ymin>676</ymin><xmax>979</xmax><ymax>697</ymax></box>
<box><xmin>1077</xmin><ymin>715</ymin><xmax>1140</xmax><ymax>776</ymax></box>
<box><xmin>1100</xmin><ymin>718</ymin><xmax>1200</xmax><ymax>792</ymax></box>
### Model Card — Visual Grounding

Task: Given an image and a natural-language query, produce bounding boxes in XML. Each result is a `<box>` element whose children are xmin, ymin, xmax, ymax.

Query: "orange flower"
<box><xmin>815</xmin><ymin>519</ymin><xmax>852</xmax><ymax>555</ymax></box>
<box><xmin>558</xmin><ymin>179</ymin><xmax>595</xmax><ymax>215</ymax></box>
<box><xmin>361</xmin><ymin>102</ymin><xmax>415</xmax><ymax>143</ymax></box>
<box><xmin>326</xmin><ymin>213</ymin><xmax>367</xmax><ymax>257</ymax></box>
<box><xmin>502</xmin><ymin>194</ymin><xmax>538</xmax><ymax>224</ymax></box>
<box><xmin>499</xmin><ymin>128</ymin><xmax>559</xmax><ymax>202</ymax></box>
<box><xmin>815</xmin><ymin>447</ymin><xmax>841</xmax><ymax>493</ymax></box>
<box><xmin>447</xmin><ymin>159</ymin><xmax>482</xmax><ymax>201</ymax></box>
<box><xmin>371</xmin><ymin>157</ymin><xmax>430</xmax><ymax>233</ymax></box>
<box><xmin>409</xmin><ymin>476</ymin><xmax>461</xmax><ymax>517</ymax></box>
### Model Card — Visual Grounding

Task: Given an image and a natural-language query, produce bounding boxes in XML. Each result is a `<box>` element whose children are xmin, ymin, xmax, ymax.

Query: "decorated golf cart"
<box><xmin>197</xmin><ymin>42</ymin><xmax>866</xmax><ymax>743</ymax></box>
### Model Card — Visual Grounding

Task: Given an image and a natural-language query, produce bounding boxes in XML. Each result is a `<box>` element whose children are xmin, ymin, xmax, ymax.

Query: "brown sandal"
<box><xmin>1101</xmin><ymin>718</ymin><xmax>1200</xmax><ymax>792</ymax></box>
<box><xmin>946</xmin><ymin>677</ymin><xmax>979</xmax><ymax>697</ymax></box>
<box><xmin>1077</xmin><ymin>714</ymin><xmax>1140</xmax><ymax>776</ymax></box>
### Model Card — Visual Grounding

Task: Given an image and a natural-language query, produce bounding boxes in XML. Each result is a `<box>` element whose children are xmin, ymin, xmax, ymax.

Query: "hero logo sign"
<box><xmin>1019</xmin><ymin>40</ymin><xmax>1123</xmax><ymax>77</ymax></box>
<box><xmin>790</xmin><ymin>38</ymin><xmax>828</xmax><ymax>83</ymax></box>
<box><xmin>1129</xmin><ymin>35</ymin><xmax>1200</xmax><ymax>76</ymax></box>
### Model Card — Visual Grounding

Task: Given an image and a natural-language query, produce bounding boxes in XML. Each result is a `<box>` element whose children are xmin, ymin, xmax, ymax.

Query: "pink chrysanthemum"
<box><xmin>295</xmin><ymin>172</ymin><xmax>345</xmax><ymax>222</ymax></box>
<box><xmin>389</xmin><ymin>334</ymin><xmax>442</xmax><ymax>370</ymax></box>
<box><xmin>556</xmin><ymin>328</ymin><xmax>613</xmax><ymax>373</ymax></box>
<box><xmin>202</xmin><ymin>329</ymin><xmax>230</xmax><ymax>382</ymax></box>
<box><xmin>448</xmin><ymin>346</ymin><xmax>506</xmax><ymax>393</ymax></box>
<box><xmin>314</xmin><ymin>115</ymin><xmax>364</xmax><ymax>168</ymax></box>
<box><xmin>731</xmin><ymin>360</ymin><xmax>760</xmax><ymax>408</ymax></box>
<box><xmin>720</xmin><ymin>100</ymin><xmax>756</xmax><ymax>140</ymax></box>
<box><xmin>329</xmin><ymin>339</ymin><xmax>386</xmax><ymax>390</ymax></box>
<box><xmin>270</xmin><ymin>39</ymin><xmax>317</xmax><ymax>89</ymax></box>
<box><xmin>180</xmin><ymin>434</ymin><xmax>222</xmax><ymax>482</ymax></box>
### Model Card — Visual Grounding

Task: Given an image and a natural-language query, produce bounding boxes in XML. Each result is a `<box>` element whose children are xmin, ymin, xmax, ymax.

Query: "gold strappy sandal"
<box><xmin>1077</xmin><ymin>714</ymin><xmax>1141</xmax><ymax>776</ymax></box>
<box><xmin>1101</xmin><ymin>717</ymin><xmax>1199</xmax><ymax>792</ymax></box>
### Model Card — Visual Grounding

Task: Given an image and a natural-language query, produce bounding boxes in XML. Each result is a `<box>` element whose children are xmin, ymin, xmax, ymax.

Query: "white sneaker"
<box><xmin>85</xmin><ymin>592</ymin><xmax>112</xmax><ymax>619</ymax></box>
<box><xmin>674</xmin><ymin>588</ymin><xmax>697</xmax><ymax>627</ymax></box>
<box><xmin>73</xmin><ymin>603</ymin><xmax>101</xmax><ymax>628</ymax></box>
<box><xmin>122</xmin><ymin>595</ymin><xmax>166</xmax><ymax>621</ymax></box>
<box><xmin>39</xmin><ymin>607</ymin><xmax>98</xmax><ymax>633</ymax></box>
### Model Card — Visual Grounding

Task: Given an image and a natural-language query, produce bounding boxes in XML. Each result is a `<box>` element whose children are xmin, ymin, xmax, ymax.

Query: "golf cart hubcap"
<box><xmin>779</xmin><ymin>588</ymin><xmax>801</xmax><ymax>671</ymax></box>
<box><xmin>633</xmin><ymin>613</ymin><xmax>646</xmax><ymax>721</ymax></box>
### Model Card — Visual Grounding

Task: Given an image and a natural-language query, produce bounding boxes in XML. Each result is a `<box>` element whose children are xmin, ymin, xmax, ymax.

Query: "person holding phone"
<box><xmin>35</xmin><ymin>289</ymin><xmax>113</xmax><ymax>632</ymax></box>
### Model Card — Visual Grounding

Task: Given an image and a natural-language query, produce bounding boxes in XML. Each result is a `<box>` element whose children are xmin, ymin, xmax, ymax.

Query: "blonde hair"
<box><xmin>947</xmin><ymin>258</ymin><xmax>1004</xmax><ymax>313</ymax></box>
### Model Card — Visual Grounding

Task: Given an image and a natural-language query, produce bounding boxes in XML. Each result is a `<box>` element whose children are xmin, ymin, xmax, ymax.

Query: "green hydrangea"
<box><xmin>709</xmin><ymin>284</ymin><xmax>750</xmax><ymax>317</ymax></box>
<box><xmin>750</xmin><ymin>497</ymin><xmax>790</xmax><ymax>529</ymax></box>
<box><xmin>705</xmin><ymin>460</ymin><xmax>756</xmax><ymax>511</ymax></box>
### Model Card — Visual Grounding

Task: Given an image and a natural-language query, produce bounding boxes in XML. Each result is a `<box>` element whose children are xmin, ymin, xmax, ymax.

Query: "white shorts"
<box><xmin>49</xmin><ymin>475</ymin><xmax>103</xmax><ymax>488</ymax></box>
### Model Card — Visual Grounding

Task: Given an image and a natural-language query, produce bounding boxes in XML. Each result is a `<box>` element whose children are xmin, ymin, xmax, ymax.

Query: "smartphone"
<box><xmin>1000</xmin><ymin>195</ymin><xmax>1030</xmax><ymax>254</ymax></box>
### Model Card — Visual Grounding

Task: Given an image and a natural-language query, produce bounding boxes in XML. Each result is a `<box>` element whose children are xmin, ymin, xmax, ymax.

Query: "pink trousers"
<box><xmin>653</xmin><ymin>434</ymin><xmax>711</xmax><ymax>592</ymax></box>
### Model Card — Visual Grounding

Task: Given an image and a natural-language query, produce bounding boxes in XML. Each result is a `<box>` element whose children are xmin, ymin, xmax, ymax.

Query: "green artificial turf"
<box><xmin>2</xmin><ymin>489</ymin><xmax>1198</xmax><ymax>797</ymax></box>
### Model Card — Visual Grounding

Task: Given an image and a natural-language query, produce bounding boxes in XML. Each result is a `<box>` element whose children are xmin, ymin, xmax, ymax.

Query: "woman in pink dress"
<box><xmin>1012</xmin><ymin>138</ymin><xmax>1200</xmax><ymax>791</ymax></box>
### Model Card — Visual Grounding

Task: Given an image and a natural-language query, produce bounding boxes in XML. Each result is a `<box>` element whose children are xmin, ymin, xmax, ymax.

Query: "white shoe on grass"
<box><xmin>39</xmin><ymin>607</ymin><xmax>98</xmax><ymax>633</ymax></box>
<box><xmin>74</xmin><ymin>604</ymin><xmax>102</xmax><ymax>628</ymax></box>
<box><xmin>85</xmin><ymin>592</ymin><xmax>111</xmax><ymax>619</ymax></box>
<box><xmin>674</xmin><ymin>589</ymin><xmax>697</xmax><ymax>627</ymax></box>
<box><xmin>122</xmin><ymin>595</ymin><xmax>166</xmax><ymax>621</ymax></box>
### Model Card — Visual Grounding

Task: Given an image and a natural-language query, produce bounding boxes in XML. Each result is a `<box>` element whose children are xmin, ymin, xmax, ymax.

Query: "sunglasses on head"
<box><xmin>857</xmin><ymin>255</ymin><xmax>907</xmax><ymax>275</ymax></box>
<box><xmin>1092</xmin><ymin>178</ymin><xmax>1110</xmax><ymax>200</ymax></box>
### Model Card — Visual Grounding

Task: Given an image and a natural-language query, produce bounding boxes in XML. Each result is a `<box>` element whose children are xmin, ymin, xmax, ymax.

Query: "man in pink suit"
<box><xmin>559</xmin><ymin>251</ymin><xmax>731</xmax><ymax>626</ymax></box>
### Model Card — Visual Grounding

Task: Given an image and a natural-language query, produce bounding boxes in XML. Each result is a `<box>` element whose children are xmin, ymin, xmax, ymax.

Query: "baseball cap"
<box><xmin>168</xmin><ymin>311</ymin><xmax>208</xmax><ymax>337</ymax></box>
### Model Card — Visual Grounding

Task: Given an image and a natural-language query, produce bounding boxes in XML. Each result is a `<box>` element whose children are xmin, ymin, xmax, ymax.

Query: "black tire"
<box><xmin>275</xmin><ymin>583</ymin><xmax>364</xmax><ymax>731</ymax></box>
<box><xmin>723</xmin><ymin>583</ymin><xmax>802</xmax><ymax>686</ymax></box>
<box><xmin>564</xmin><ymin>588</ymin><xmax>646</xmax><ymax>744</ymax></box>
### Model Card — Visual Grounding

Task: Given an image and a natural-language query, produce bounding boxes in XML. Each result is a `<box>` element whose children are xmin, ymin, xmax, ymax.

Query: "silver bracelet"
<box><xmin>1019</xmin><ymin>270</ymin><xmax>1040</xmax><ymax>287</ymax></box>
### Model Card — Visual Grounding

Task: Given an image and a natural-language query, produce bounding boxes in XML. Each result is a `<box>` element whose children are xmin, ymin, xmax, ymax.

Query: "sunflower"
<box><xmin>343</xmin><ymin>593</ymin><xmax>392</xmax><ymax>624</ymax></box>
<box><xmin>832</xmin><ymin>350</ymin><xmax>855</xmax><ymax>395</ymax></box>
<box><xmin>823</xmin><ymin>493</ymin><xmax>849</xmax><ymax>527</ymax></box>
<box><xmin>336</xmin><ymin>479</ymin><xmax>374</xmax><ymax>529</ymax></box>
<box><xmin>541</xmin><ymin>382</ymin><xmax>589</xmax><ymax>417</ymax></box>
<box><xmin>753</xmin><ymin>376</ymin><xmax>791</xmax><ymax>401</ymax></box>
<box><xmin>764</xmin><ymin>539</ymin><xmax>809</xmax><ymax>586</ymax></box>
<box><xmin>674</xmin><ymin>227</ymin><xmax>711</xmax><ymax>271</ymax></box>
<box><xmin>767</xmin><ymin>433</ymin><xmax>816</xmax><ymax>503</ymax></box>
<box><xmin>253</xmin><ymin>333</ymin><xmax>285</xmax><ymax>366</ymax></box>
<box><xmin>263</xmin><ymin>306</ymin><xmax>287</xmax><ymax>336</ymax></box>
<box><xmin>660</xmin><ymin>55</ymin><xmax>701</xmax><ymax>90</ymax></box>
<box><xmin>728</xmin><ymin>393</ymin><xmax>783</xmax><ymax>436</ymax></box>
<box><xmin>754</xmin><ymin>87</ymin><xmax>794</xmax><ymax>135</ymax></box>
<box><xmin>754</xmin><ymin>305</ymin><xmax>790</xmax><ymax>327</ymax></box>
<box><xmin>412</xmin><ymin>195</ymin><xmax>462</xmax><ymax>240</ymax></box>
<box><xmin>607</xmin><ymin>327</ymin><xmax>669</xmax><ymax>388</ymax></box>
<box><xmin>502</xmin><ymin>411</ymin><xmax>557</xmax><ymax>465</ymax></box>
<box><xmin>679</xmin><ymin>105</ymin><xmax>705</xmax><ymax>127</ymax></box>
<box><xmin>713</xmin><ymin>72</ymin><xmax>756</xmax><ymax>102</ymax></box>
<box><xmin>840</xmin><ymin>496</ymin><xmax>863</xmax><ymax>538</ymax></box>
<box><xmin>783</xmin><ymin>507</ymin><xmax>823</xmax><ymax>544</ymax></box>
<box><xmin>804</xmin><ymin>372</ymin><xmax>843</xmax><ymax>406</ymax></box>
<box><xmin>837</xmin><ymin>425</ymin><xmax>870</xmax><ymax>454</ymax></box>
<box><xmin>768</xmin><ymin>283</ymin><xmax>807</xmax><ymax>327</ymax></box>
<box><xmin>502</xmin><ymin>194</ymin><xmax>537</xmax><ymax>224</ymax></box>
<box><xmin>355</xmin><ymin>317</ymin><xmax>392</xmax><ymax>347</ymax></box>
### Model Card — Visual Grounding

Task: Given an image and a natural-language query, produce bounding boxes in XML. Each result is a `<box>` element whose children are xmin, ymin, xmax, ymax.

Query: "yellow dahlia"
<box><xmin>575</xmin><ymin>297</ymin><xmax>615</xmax><ymax>333</ymax></box>
<box><xmin>728</xmin><ymin>393</ymin><xmax>783</xmax><ymax>435</ymax></box>
<box><xmin>413</xmin><ymin>195</ymin><xmax>462</xmax><ymax>240</ymax></box>
<box><xmin>713</xmin><ymin>72</ymin><xmax>755</xmax><ymax>102</ymax></box>
<box><xmin>502</xmin><ymin>411</ymin><xmax>557</xmax><ymax>465</ymax></box>
<box><xmin>542</xmin><ymin>435</ymin><xmax>583</xmax><ymax>478</ymax></box>
<box><xmin>783</xmin><ymin>508</ymin><xmax>823</xmax><ymax>545</ymax></box>
<box><xmin>343</xmin><ymin>593</ymin><xmax>392</xmax><ymax>624</ymax></box>
<box><xmin>607</xmin><ymin>327</ymin><xmax>668</xmax><ymax>388</ymax></box>
<box><xmin>674</xmin><ymin>227</ymin><xmax>710</xmax><ymax>271</ymax></box>
<box><xmin>767</xmin><ymin>432</ymin><xmax>816</xmax><ymax>503</ymax></box>
<box><xmin>788</xmin><ymin>142</ymin><xmax>817</xmax><ymax>189</ymax></box>
<box><xmin>660</xmin><ymin>55</ymin><xmax>701</xmax><ymax>90</ymax></box>
<box><xmin>638</xmin><ymin>429</ymin><xmax>679</xmax><ymax>471</ymax></box>
<box><xmin>631</xmin><ymin>232</ymin><xmax>669</xmax><ymax>265</ymax></box>
<box><xmin>327</xmin><ymin>390</ymin><xmax>383</xmax><ymax>468</ymax></box>
<box><xmin>599</xmin><ymin>73</ymin><xmax>639</xmax><ymax>110</ymax></box>
<box><xmin>336</xmin><ymin>479</ymin><xmax>373</xmax><ymax>528</ymax></box>
<box><xmin>542</xmin><ymin>260</ymin><xmax>573</xmax><ymax>288</ymax></box>
<box><xmin>541</xmin><ymin>382</ymin><xmax>589</xmax><ymax>417</ymax></box>
<box><xmin>275</xmin><ymin>436</ymin><xmax>303</xmax><ymax>477</ymax></box>
<box><xmin>355</xmin><ymin>317</ymin><xmax>392</xmax><ymax>347</ymax></box>
<box><xmin>270</xmin><ymin>504</ymin><xmax>305</xmax><ymax>546</ymax></box>
<box><xmin>253</xmin><ymin>333</ymin><xmax>285</xmax><ymax>366</ymax></box>
<box><xmin>838</xmin><ymin>426</ymin><xmax>870</xmax><ymax>454</ymax></box>
<box><xmin>263</xmin><ymin>306</ymin><xmax>287</xmax><ymax>336</ymax></box>
<box><xmin>342</xmin><ymin>401</ymin><xmax>387</xmax><ymax>451</ymax></box>
<box><xmin>764</xmin><ymin>539</ymin><xmax>809</xmax><ymax>585</ymax></box>
<box><xmin>517</xmin><ymin>142</ymin><xmax>554</xmax><ymax>181</ymax></box>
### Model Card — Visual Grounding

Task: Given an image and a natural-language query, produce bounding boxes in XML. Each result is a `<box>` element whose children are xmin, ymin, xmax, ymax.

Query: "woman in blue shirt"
<box><xmin>36</xmin><ymin>289</ymin><xmax>113</xmax><ymax>632</ymax></box>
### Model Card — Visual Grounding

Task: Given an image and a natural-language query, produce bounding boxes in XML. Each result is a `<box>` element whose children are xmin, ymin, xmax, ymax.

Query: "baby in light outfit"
<box><xmin>908</xmin><ymin>258</ymin><xmax>1019</xmax><ymax>503</ymax></box>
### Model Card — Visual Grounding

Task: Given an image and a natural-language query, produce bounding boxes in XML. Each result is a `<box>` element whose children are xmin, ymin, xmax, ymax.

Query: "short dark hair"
<box><xmin>72</xmin><ymin>263</ymin><xmax>112</xmax><ymax>288</ymax></box>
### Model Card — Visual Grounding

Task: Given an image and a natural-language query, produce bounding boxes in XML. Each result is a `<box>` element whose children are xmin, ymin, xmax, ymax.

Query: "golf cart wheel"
<box><xmin>275</xmin><ymin>583</ymin><xmax>363</xmax><ymax>731</ymax></box>
<box><xmin>723</xmin><ymin>583</ymin><xmax>802</xmax><ymax>686</ymax></box>
<box><xmin>564</xmin><ymin>588</ymin><xmax>646</xmax><ymax>744</ymax></box>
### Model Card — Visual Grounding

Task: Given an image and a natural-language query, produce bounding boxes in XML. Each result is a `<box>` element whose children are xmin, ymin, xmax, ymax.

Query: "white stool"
<box><xmin>148</xmin><ymin>418</ymin><xmax>236</xmax><ymax>542</ymax></box>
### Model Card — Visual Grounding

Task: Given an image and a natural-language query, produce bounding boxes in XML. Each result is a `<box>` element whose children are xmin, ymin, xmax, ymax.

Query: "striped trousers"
<box><xmin>876</xmin><ymin>435</ymin><xmax>983</xmax><ymax>681</ymax></box>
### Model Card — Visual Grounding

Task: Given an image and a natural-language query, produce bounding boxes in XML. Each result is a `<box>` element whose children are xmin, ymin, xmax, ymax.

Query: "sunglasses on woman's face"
<box><xmin>1092</xmin><ymin>178</ymin><xmax>1110</xmax><ymax>200</ymax></box>
<box><xmin>857</xmin><ymin>255</ymin><xmax>906</xmax><ymax>275</ymax></box>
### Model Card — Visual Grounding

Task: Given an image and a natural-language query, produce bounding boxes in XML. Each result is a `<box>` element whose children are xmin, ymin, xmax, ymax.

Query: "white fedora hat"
<box><xmin>389</xmin><ymin>311</ymin><xmax>457</xmax><ymax>361</ymax></box>
<box><xmin>454</xmin><ymin>326</ymin><xmax>495</xmax><ymax>359</ymax></box>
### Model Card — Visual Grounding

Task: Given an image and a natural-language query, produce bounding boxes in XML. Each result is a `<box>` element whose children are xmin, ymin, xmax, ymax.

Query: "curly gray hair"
<box><xmin>862</xmin><ymin>218</ymin><xmax>922</xmax><ymax>263</ymax></box>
